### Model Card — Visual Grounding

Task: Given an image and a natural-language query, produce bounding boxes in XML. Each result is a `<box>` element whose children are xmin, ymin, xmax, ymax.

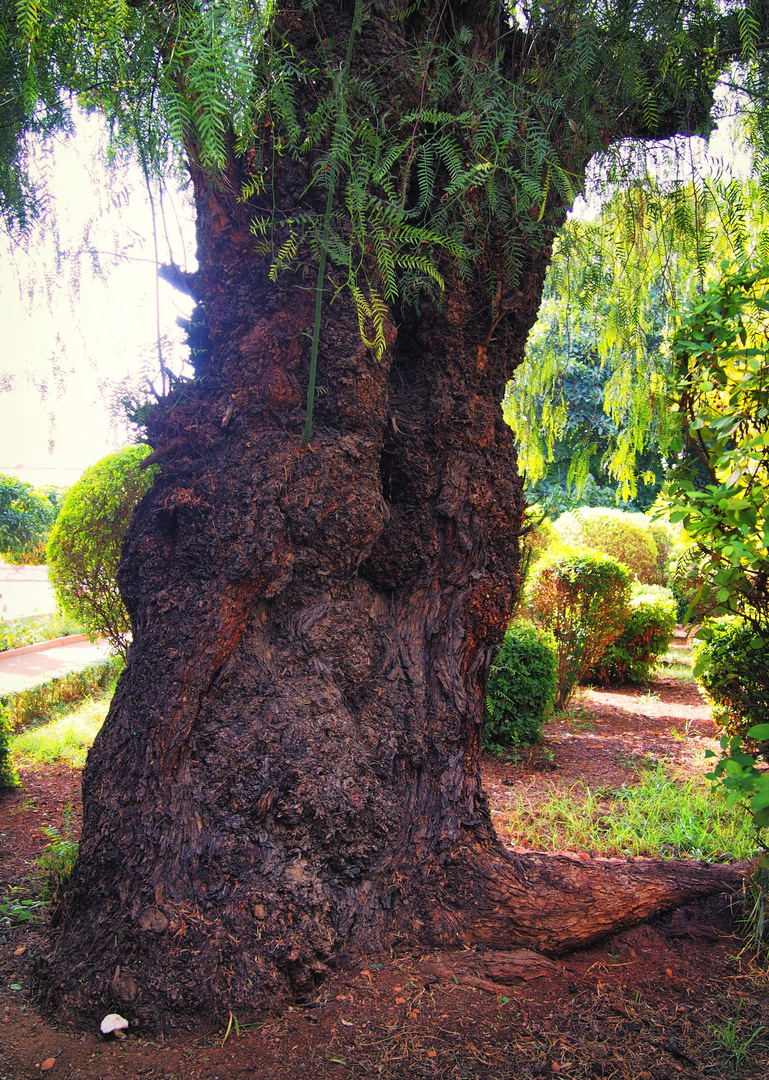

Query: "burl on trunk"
<box><xmin>37</xmin><ymin>1</ymin><xmax>742</xmax><ymax>1029</ymax></box>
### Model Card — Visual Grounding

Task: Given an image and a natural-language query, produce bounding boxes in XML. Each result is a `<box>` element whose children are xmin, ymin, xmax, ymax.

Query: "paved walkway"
<box><xmin>0</xmin><ymin>637</ymin><xmax>113</xmax><ymax>695</ymax></box>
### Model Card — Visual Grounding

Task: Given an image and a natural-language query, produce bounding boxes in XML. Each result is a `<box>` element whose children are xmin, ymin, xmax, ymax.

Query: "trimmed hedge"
<box><xmin>553</xmin><ymin>508</ymin><xmax>659</xmax><ymax>583</ymax></box>
<box><xmin>0</xmin><ymin>612</ymin><xmax>82</xmax><ymax>654</ymax></box>
<box><xmin>526</xmin><ymin>547</ymin><xmax>631</xmax><ymax>709</ymax></box>
<box><xmin>589</xmin><ymin>583</ymin><xmax>677</xmax><ymax>685</ymax></box>
<box><xmin>0</xmin><ymin>655</ymin><xmax>124</xmax><ymax>733</ymax></box>
<box><xmin>635</xmin><ymin>516</ymin><xmax>678</xmax><ymax>587</ymax></box>
<box><xmin>0</xmin><ymin>656</ymin><xmax>123</xmax><ymax>790</ymax></box>
<box><xmin>693</xmin><ymin>618</ymin><xmax>769</xmax><ymax>754</ymax></box>
<box><xmin>485</xmin><ymin>622</ymin><xmax>558</xmax><ymax>749</ymax></box>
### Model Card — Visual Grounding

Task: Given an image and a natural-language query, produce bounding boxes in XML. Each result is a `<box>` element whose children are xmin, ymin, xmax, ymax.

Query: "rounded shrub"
<box><xmin>589</xmin><ymin>583</ymin><xmax>677</xmax><ymax>686</ymax></box>
<box><xmin>633</xmin><ymin>515</ymin><xmax>678</xmax><ymax>587</ymax></box>
<box><xmin>552</xmin><ymin>508</ymin><xmax>658</xmax><ymax>583</ymax></box>
<box><xmin>47</xmin><ymin>446</ymin><xmax>157</xmax><ymax>658</ymax></box>
<box><xmin>485</xmin><ymin>622</ymin><xmax>558</xmax><ymax>749</ymax></box>
<box><xmin>693</xmin><ymin>617</ymin><xmax>769</xmax><ymax>754</ymax></box>
<box><xmin>525</xmin><ymin>547</ymin><xmax>631</xmax><ymax>709</ymax></box>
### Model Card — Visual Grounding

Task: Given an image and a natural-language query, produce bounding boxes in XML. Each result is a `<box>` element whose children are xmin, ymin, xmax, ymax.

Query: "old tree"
<box><xmin>2</xmin><ymin>0</ymin><xmax>763</xmax><ymax>1026</ymax></box>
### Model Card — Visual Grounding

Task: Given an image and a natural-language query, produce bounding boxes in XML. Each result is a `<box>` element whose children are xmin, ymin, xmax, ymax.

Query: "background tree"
<box><xmin>46</xmin><ymin>446</ymin><xmax>157</xmax><ymax>658</ymax></box>
<box><xmin>511</xmin><ymin>315</ymin><xmax>666</xmax><ymax>512</ymax></box>
<box><xmin>0</xmin><ymin>473</ymin><xmax>62</xmax><ymax>565</ymax></box>
<box><xmin>0</xmin><ymin>0</ymin><xmax>758</xmax><ymax>1028</ymax></box>
<box><xmin>506</xmin><ymin>177</ymin><xmax>769</xmax><ymax>501</ymax></box>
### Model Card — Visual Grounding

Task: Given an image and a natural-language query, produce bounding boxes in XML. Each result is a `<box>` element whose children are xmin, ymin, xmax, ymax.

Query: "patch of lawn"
<box><xmin>10</xmin><ymin>692</ymin><xmax>111</xmax><ymax>769</ymax></box>
<box><xmin>659</xmin><ymin>641</ymin><xmax>697</xmax><ymax>683</ymax></box>
<box><xmin>497</xmin><ymin>762</ymin><xmax>759</xmax><ymax>862</ymax></box>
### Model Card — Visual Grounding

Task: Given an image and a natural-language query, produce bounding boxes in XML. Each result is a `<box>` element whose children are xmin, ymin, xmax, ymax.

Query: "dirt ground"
<box><xmin>2</xmin><ymin>672</ymin><xmax>768</xmax><ymax>1079</ymax></box>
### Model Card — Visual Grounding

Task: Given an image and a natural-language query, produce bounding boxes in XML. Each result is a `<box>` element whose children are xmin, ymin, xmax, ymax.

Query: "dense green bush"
<box><xmin>485</xmin><ymin>622</ymin><xmax>558</xmax><ymax>749</ymax></box>
<box><xmin>552</xmin><ymin>508</ymin><xmax>658</xmax><ymax>583</ymax></box>
<box><xmin>0</xmin><ymin>474</ymin><xmax>63</xmax><ymax>565</ymax></box>
<box><xmin>47</xmin><ymin>446</ymin><xmax>157</xmax><ymax>657</ymax></box>
<box><xmin>589</xmin><ymin>583</ymin><xmax>677</xmax><ymax>685</ymax></box>
<box><xmin>693</xmin><ymin>618</ymin><xmax>769</xmax><ymax>753</ymax></box>
<box><xmin>635</xmin><ymin>516</ymin><xmax>678</xmax><ymax>587</ymax></box>
<box><xmin>526</xmin><ymin>547</ymin><xmax>631</xmax><ymax>709</ymax></box>
<box><xmin>0</xmin><ymin>709</ymin><xmax>18</xmax><ymax>789</ymax></box>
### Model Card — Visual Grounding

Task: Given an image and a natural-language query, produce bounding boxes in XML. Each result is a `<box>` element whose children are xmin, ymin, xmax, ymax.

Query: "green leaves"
<box><xmin>664</xmin><ymin>262</ymin><xmax>769</xmax><ymax>630</ymax></box>
<box><xmin>47</xmin><ymin>445</ymin><xmax>157</xmax><ymax>658</ymax></box>
<box><xmin>588</xmin><ymin>581</ymin><xmax>677</xmax><ymax>686</ymax></box>
<box><xmin>485</xmin><ymin>623</ymin><xmax>558</xmax><ymax>750</ymax></box>
<box><xmin>0</xmin><ymin>474</ymin><xmax>61</xmax><ymax>564</ymax></box>
<box><xmin>706</xmin><ymin>730</ymin><xmax>769</xmax><ymax>833</ymax></box>
<box><xmin>525</xmin><ymin>547</ymin><xmax>631</xmax><ymax>710</ymax></box>
<box><xmin>693</xmin><ymin>617</ymin><xmax>769</xmax><ymax>737</ymax></box>
<box><xmin>506</xmin><ymin>179</ymin><xmax>769</xmax><ymax>501</ymax></box>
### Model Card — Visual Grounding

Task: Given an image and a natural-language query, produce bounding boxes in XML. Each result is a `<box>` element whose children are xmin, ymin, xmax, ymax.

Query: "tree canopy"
<box><xmin>2</xmin><ymin>1</ymin><xmax>757</xmax><ymax>327</ymax></box>
<box><xmin>0</xmin><ymin>473</ymin><xmax>62</xmax><ymax>564</ymax></box>
<box><xmin>506</xmin><ymin>174</ymin><xmax>769</xmax><ymax>501</ymax></box>
<box><xmin>3</xmin><ymin>3</ymin><xmax>765</xmax><ymax>456</ymax></box>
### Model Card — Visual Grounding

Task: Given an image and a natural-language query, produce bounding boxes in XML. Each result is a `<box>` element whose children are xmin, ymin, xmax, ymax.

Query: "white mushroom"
<box><xmin>100</xmin><ymin>1013</ymin><xmax>129</xmax><ymax>1039</ymax></box>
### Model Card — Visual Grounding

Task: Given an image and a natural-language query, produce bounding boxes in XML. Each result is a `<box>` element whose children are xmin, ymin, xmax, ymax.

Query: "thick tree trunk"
<box><xmin>36</xmin><ymin>0</ymin><xmax>742</xmax><ymax>1029</ymax></box>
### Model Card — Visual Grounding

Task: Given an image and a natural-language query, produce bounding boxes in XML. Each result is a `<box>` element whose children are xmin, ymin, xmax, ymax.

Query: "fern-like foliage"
<box><xmin>505</xmin><ymin>176</ymin><xmax>769</xmax><ymax>500</ymax></box>
<box><xmin>2</xmin><ymin>0</ymin><xmax>766</xmax><ymax>379</ymax></box>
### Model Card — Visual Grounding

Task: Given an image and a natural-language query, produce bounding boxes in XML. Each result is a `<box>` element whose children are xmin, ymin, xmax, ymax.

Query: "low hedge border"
<box><xmin>0</xmin><ymin>655</ymin><xmax>124</xmax><ymax>789</ymax></box>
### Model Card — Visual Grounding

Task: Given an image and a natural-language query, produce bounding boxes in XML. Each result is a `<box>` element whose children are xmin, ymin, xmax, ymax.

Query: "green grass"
<box><xmin>497</xmin><ymin>761</ymin><xmax>760</xmax><ymax>861</ymax></box>
<box><xmin>10</xmin><ymin>691</ymin><xmax>111</xmax><ymax>768</ymax></box>
<box><xmin>659</xmin><ymin>643</ymin><xmax>697</xmax><ymax>683</ymax></box>
<box><xmin>709</xmin><ymin>1005</ymin><xmax>768</xmax><ymax>1067</ymax></box>
<box><xmin>553</xmin><ymin>698</ymin><xmax>597</xmax><ymax>732</ymax></box>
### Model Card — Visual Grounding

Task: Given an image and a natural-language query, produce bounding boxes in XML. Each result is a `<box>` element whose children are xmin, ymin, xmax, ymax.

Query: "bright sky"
<box><xmin>0</xmin><ymin>113</ymin><xmax>195</xmax><ymax>490</ymax></box>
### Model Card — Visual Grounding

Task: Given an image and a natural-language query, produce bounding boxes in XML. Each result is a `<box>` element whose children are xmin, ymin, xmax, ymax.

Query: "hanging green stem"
<box><xmin>301</xmin><ymin>0</ymin><xmax>361</xmax><ymax>448</ymax></box>
<box><xmin>301</xmin><ymin>173</ymin><xmax>335</xmax><ymax>448</ymax></box>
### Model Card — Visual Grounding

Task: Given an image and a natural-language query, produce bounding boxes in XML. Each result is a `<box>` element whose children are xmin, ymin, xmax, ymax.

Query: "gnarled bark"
<box><xmin>36</xmin><ymin>0</ymin><xmax>741</xmax><ymax>1030</ymax></box>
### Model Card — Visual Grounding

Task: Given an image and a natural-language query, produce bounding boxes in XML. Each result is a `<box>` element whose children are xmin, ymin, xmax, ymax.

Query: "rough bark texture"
<box><xmin>37</xmin><ymin>0</ymin><xmax>743</xmax><ymax>1029</ymax></box>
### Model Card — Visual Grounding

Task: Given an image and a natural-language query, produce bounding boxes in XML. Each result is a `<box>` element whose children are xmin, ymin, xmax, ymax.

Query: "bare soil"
<box><xmin>2</xmin><ymin>672</ymin><xmax>768</xmax><ymax>1080</ymax></box>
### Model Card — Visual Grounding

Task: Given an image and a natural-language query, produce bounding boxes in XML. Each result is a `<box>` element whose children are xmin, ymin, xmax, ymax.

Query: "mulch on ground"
<box><xmin>2</xmin><ymin>676</ymin><xmax>768</xmax><ymax>1080</ymax></box>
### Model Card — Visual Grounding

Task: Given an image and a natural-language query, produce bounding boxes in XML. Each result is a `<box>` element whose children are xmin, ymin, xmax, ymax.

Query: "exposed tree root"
<box><xmin>432</xmin><ymin>847</ymin><xmax>747</xmax><ymax>956</ymax></box>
